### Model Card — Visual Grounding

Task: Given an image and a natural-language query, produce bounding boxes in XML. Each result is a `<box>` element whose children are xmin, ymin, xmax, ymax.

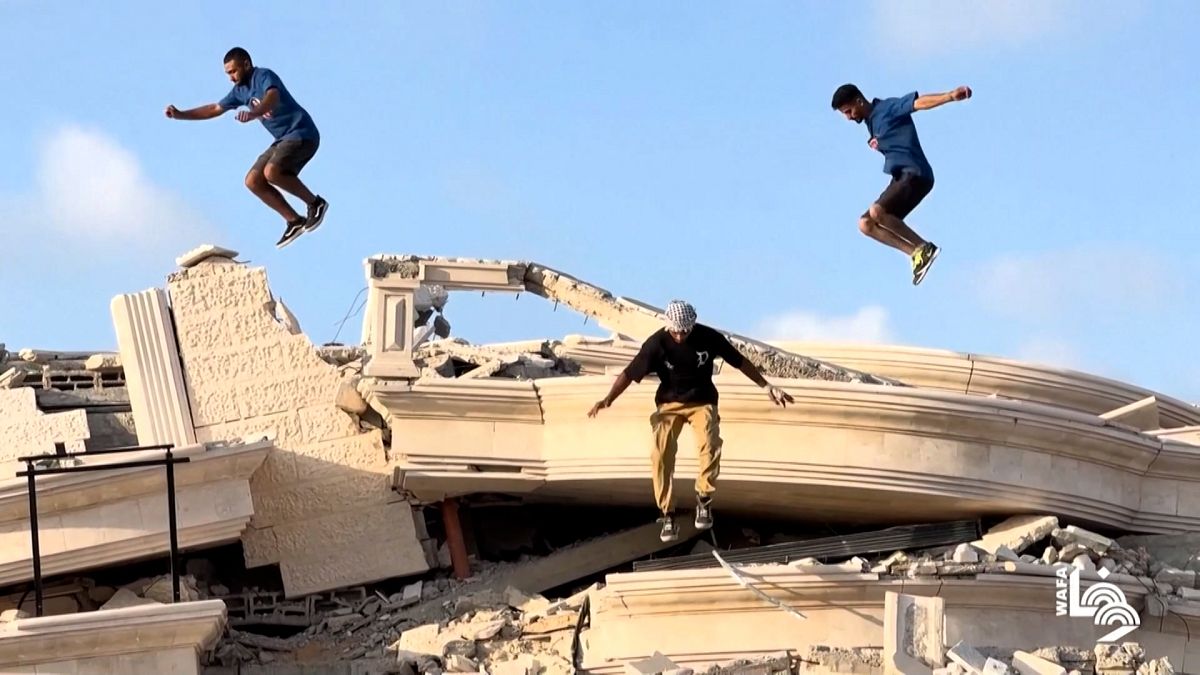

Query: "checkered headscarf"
<box><xmin>664</xmin><ymin>300</ymin><xmax>697</xmax><ymax>332</ymax></box>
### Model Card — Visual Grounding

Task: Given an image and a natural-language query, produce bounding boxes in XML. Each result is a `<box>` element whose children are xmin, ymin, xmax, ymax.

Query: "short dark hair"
<box><xmin>224</xmin><ymin>47</ymin><xmax>251</xmax><ymax>64</ymax></box>
<box><xmin>831</xmin><ymin>84</ymin><xmax>864</xmax><ymax>109</ymax></box>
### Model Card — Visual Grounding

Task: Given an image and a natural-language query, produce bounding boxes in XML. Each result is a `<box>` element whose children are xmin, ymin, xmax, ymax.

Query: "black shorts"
<box><xmin>252</xmin><ymin>138</ymin><xmax>319</xmax><ymax>175</ymax></box>
<box><xmin>865</xmin><ymin>171</ymin><xmax>933</xmax><ymax>220</ymax></box>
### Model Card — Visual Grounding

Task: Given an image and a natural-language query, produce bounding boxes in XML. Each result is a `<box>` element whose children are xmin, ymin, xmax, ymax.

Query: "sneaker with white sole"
<box><xmin>659</xmin><ymin>513</ymin><xmax>679</xmax><ymax>542</ymax></box>
<box><xmin>276</xmin><ymin>218</ymin><xmax>307</xmax><ymax>249</ymax></box>
<box><xmin>304</xmin><ymin>196</ymin><xmax>328</xmax><ymax>232</ymax></box>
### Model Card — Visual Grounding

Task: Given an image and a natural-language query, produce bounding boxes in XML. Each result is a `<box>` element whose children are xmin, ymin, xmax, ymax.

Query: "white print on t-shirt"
<box><xmin>249</xmin><ymin>98</ymin><xmax>273</xmax><ymax>119</ymax></box>
<box><xmin>696</xmin><ymin>351</ymin><xmax>709</xmax><ymax>366</ymax></box>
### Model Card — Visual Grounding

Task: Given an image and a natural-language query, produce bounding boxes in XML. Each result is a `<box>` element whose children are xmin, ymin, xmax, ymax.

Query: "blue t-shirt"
<box><xmin>866</xmin><ymin>91</ymin><xmax>933</xmax><ymax>181</ymax></box>
<box><xmin>219</xmin><ymin>67</ymin><xmax>319</xmax><ymax>142</ymax></box>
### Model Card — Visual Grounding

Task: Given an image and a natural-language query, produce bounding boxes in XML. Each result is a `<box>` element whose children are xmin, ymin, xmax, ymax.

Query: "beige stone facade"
<box><xmin>163</xmin><ymin>256</ymin><xmax>428</xmax><ymax>597</ymax></box>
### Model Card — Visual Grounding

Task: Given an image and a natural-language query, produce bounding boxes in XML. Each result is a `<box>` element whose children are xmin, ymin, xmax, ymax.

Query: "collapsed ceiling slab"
<box><xmin>361</xmin><ymin>254</ymin><xmax>898</xmax><ymax>385</ymax></box>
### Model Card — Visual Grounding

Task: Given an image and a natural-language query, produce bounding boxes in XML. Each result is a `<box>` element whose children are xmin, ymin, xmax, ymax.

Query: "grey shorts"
<box><xmin>252</xmin><ymin>138</ymin><xmax>319</xmax><ymax>175</ymax></box>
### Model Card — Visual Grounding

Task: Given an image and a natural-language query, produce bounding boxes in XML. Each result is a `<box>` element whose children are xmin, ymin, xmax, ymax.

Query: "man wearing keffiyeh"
<box><xmin>589</xmin><ymin>300</ymin><xmax>794</xmax><ymax>542</ymax></box>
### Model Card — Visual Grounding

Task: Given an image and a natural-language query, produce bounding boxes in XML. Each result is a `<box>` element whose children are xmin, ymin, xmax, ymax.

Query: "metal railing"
<box><xmin>16</xmin><ymin>443</ymin><xmax>190</xmax><ymax>616</ymax></box>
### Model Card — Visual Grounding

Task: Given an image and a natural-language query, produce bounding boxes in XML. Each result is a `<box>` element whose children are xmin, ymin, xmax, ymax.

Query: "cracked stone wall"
<box><xmin>166</xmin><ymin>258</ymin><xmax>428</xmax><ymax>597</ymax></box>
<box><xmin>0</xmin><ymin>388</ymin><xmax>89</xmax><ymax>468</ymax></box>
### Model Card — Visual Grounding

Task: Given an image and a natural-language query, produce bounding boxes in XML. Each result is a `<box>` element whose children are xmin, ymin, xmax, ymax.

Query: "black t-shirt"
<box><xmin>623</xmin><ymin>324</ymin><xmax>746</xmax><ymax>405</ymax></box>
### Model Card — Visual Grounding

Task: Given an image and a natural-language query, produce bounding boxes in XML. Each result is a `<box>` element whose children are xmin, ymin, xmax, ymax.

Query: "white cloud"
<box><xmin>1012</xmin><ymin>336</ymin><xmax>1083</xmax><ymax>371</ymax></box>
<box><xmin>975</xmin><ymin>245</ymin><xmax>1179</xmax><ymax>321</ymax></box>
<box><xmin>870</xmin><ymin>0</ymin><xmax>1131</xmax><ymax>57</ymax></box>
<box><xmin>756</xmin><ymin>305</ymin><xmax>894</xmax><ymax>344</ymax></box>
<box><xmin>0</xmin><ymin>125</ymin><xmax>214</xmax><ymax>251</ymax></box>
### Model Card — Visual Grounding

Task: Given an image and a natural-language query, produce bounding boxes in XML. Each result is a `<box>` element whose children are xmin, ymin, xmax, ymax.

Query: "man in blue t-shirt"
<box><xmin>831</xmin><ymin>83</ymin><xmax>971</xmax><ymax>285</ymax></box>
<box><xmin>166</xmin><ymin>47</ymin><xmax>328</xmax><ymax>249</ymax></box>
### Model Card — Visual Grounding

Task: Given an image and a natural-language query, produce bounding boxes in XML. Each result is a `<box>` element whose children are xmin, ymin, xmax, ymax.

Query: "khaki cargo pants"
<box><xmin>650</xmin><ymin>402</ymin><xmax>722</xmax><ymax>515</ymax></box>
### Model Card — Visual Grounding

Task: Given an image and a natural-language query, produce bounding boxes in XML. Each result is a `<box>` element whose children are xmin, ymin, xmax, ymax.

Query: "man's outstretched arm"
<box><xmin>589</xmin><ymin>372</ymin><xmax>634</xmax><ymax>417</ymax></box>
<box><xmin>735</xmin><ymin>358</ymin><xmax>795</xmax><ymax>406</ymax></box>
<box><xmin>913</xmin><ymin>86</ymin><xmax>972</xmax><ymax>111</ymax></box>
<box><xmin>165</xmin><ymin>103</ymin><xmax>226</xmax><ymax>120</ymax></box>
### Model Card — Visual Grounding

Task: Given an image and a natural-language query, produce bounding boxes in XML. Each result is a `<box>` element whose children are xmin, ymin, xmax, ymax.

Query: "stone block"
<box><xmin>176</xmin><ymin>243</ymin><xmax>239</xmax><ymax>268</ymax></box>
<box><xmin>252</xmin><ymin>472</ymin><xmax>391</xmax><ymax>527</ymax></box>
<box><xmin>1053</xmin><ymin>525</ymin><xmax>1115</xmax><ymax>555</ymax></box>
<box><xmin>884</xmin><ymin>592</ymin><xmax>945</xmax><ymax>674</ymax></box>
<box><xmin>242</xmin><ymin>526</ymin><xmax>281</xmax><ymax>568</ymax></box>
<box><xmin>274</xmin><ymin>502</ymin><xmax>429</xmax><ymax>597</ymax></box>
<box><xmin>0</xmin><ymin>389</ymin><xmax>90</xmax><ymax>461</ymax></box>
<box><xmin>293</xmin><ymin>432</ymin><xmax>388</xmax><ymax>479</ymax></box>
<box><xmin>952</xmin><ymin>544</ymin><xmax>980</xmax><ymax>563</ymax></box>
<box><xmin>973</xmin><ymin>515</ymin><xmax>1058</xmax><ymax>556</ymax></box>
<box><xmin>1013</xmin><ymin>651</ymin><xmax>1066</xmax><ymax>675</ymax></box>
<box><xmin>948</xmin><ymin>641</ymin><xmax>989</xmax><ymax>675</ymax></box>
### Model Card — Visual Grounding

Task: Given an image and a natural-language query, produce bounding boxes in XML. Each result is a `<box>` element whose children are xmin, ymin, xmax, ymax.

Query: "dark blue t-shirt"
<box><xmin>219</xmin><ymin>67</ymin><xmax>319</xmax><ymax>142</ymax></box>
<box><xmin>866</xmin><ymin>91</ymin><xmax>933</xmax><ymax>181</ymax></box>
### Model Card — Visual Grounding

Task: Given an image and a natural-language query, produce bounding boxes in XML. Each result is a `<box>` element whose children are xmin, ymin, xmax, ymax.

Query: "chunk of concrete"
<box><xmin>1053</xmin><ymin>526</ymin><xmax>1114</xmax><ymax>555</ymax></box>
<box><xmin>0</xmin><ymin>367</ymin><xmax>25</xmax><ymax>389</ymax></box>
<box><xmin>1071</xmin><ymin>555</ymin><xmax>1096</xmax><ymax>572</ymax></box>
<box><xmin>176</xmin><ymin>243</ymin><xmax>239</xmax><ymax>268</ymax></box>
<box><xmin>1099</xmin><ymin>396</ymin><xmax>1160</xmax><ymax>431</ymax></box>
<box><xmin>1154</xmin><ymin>567</ymin><xmax>1196</xmax><ymax>588</ymax></box>
<box><xmin>1040</xmin><ymin>547</ymin><xmax>1058</xmax><ymax>565</ymax></box>
<box><xmin>983</xmin><ymin>658</ymin><xmax>1013</xmax><ymax>675</ymax></box>
<box><xmin>973</xmin><ymin>516</ymin><xmax>1059</xmax><ymax>556</ymax></box>
<box><xmin>994</xmin><ymin>546</ymin><xmax>1021</xmax><ymax>563</ymax></box>
<box><xmin>84</xmin><ymin>353</ymin><xmax>122</xmax><ymax>371</ymax></box>
<box><xmin>952</xmin><ymin>544</ymin><xmax>980</xmax><ymax>563</ymax></box>
<box><xmin>1117</xmin><ymin>533</ymin><xmax>1200</xmax><ymax>571</ymax></box>
<box><xmin>948</xmin><ymin>641</ymin><xmax>989</xmax><ymax>675</ymax></box>
<box><xmin>1012</xmin><ymin>651</ymin><xmax>1067</xmax><ymax>675</ymax></box>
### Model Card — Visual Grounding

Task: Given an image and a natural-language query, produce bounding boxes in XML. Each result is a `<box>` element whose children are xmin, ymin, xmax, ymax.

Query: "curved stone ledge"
<box><xmin>0</xmin><ymin>440</ymin><xmax>269</xmax><ymax>586</ymax></box>
<box><xmin>770</xmin><ymin>341</ymin><xmax>1200</xmax><ymax>429</ymax></box>
<box><xmin>581</xmin><ymin>566</ymin><xmax>1196</xmax><ymax>673</ymax></box>
<box><xmin>0</xmin><ymin>599</ymin><xmax>226</xmax><ymax>670</ymax></box>
<box><xmin>383</xmin><ymin>377</ymin><xmax>1200</xmax><ymax>532</ymax></box>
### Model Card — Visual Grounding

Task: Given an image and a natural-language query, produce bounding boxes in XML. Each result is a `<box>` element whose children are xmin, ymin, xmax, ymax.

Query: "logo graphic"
<box><xmin>696</xmin><ymin>351</ymin><xmax>709</xmax><ymax>366</ymax></box>
<box><xmin>1055</xmin><ymin>564</ymin><xmax>1139</xmax><ymax>642</ymax></box>
<box><xmin>249</xmin><ymin>97</ymin><xmax>273</xmax><ymax>119</ymax></box>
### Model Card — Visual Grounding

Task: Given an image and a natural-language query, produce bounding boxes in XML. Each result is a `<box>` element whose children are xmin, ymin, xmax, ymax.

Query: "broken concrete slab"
<box><xmin>972</xmin><ymin>516</ymin><xmax>1059</xmax><ymax>556</ymax></box>
<box><xmin>492</xmin><ymin>520</ymin><xmax>698</xmax><ymax>595</ymax></box>
<box><xmin>1099</xmin><ymin>396</ymin><xmax>1161</xmax><ymax>431</ymax></box>
<box><xmin>0</xmin><ymin>367</ymin><xmax>25</xmax><ymax>389</ymax></box>
<box><xmin>884</xmin><ymin>592</ymin><xmax>945</xmax><ymax>675</ymax></box>
<box><xmin>948</xmin><ymin>641</ymin><xmax>989</xmax><ymax>675</ymax></box>
<box><xmin>1053</xmin><ymin>525</ymin><xmax>1115</xmax><ymax>555</ymax></box>
<box><xmin>176</xmin><ymin>243</ymin><xmax>239</xmax><ymax>268</ymax></box>
<box><xmin>83</xmin><ymin>353</ymin><xmax>122</xmax><ymax>371</ymax></box>
<box><xmin>1117</xmin><ymin>533</ymin><xmax>1200</xmax><ymax>571</ymax></box>
<box><xmin>1012</xmin><ymin>651</ymin><xmax>1067</xmax><ymax>675</ymax></box>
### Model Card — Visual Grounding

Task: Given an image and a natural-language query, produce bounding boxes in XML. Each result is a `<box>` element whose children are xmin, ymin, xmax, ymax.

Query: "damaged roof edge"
<box><xmin>365</xmin><ymin>254</ymin><xmax>902</xmax><ymax>386</ymax></box>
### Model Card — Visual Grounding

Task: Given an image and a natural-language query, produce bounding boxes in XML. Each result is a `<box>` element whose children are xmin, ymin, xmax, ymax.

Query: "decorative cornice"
<box><xmin>0</xmin><ymin>599</ymin><xmax>227</xmax><ymax>667</ymax></box>
<box><xmin>772</xmin><ymin>342</ymin><xmax>1200</xmax><ymax>428</ymax></box>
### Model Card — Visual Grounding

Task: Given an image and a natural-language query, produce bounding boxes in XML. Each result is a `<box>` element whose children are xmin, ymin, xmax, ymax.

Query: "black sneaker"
<box><xmin>659</xmin><ymin>513</ymin><xmax>679</xmax><ymax>542</ymax></box>
<box><xmin>912</xmin><ymin>242</ymin><xmax>940</xmax><ymax>285</ymax></box>
<box><xmin>276</xmin><ymin>219</ymin><xmax>307</xmax><ymax>249</ymax></box>
<box><xmin>695</xmin><ymin>496</ymin><xmax>713</xmax><ymax>530</ymax></box>
<box><xmin>304</xmin><ymin>196</ymin><xmax>328</xmax><ymax>232</ymax></box>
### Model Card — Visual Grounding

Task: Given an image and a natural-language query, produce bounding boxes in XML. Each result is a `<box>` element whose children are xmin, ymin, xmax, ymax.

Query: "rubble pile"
<box><xmin>413</xmin><ymin>338</ymin><xmax>581</xmax><ymax>381</ymax></box>
<box><xmin>0</xmin><ymin>347</ymin><xmax>125</xmax><ymax>391</ymax></box>
<box><xmin>926</xmin><ymin>641</ymin><xmax>1176</xmax><ymax>675</ymax></box>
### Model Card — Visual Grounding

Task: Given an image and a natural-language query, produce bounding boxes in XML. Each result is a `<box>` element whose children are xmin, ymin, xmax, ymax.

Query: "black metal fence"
<box><xmin>16</xmin><ymin>443</ymin><xmax>190</xmax><ymax>616</ymax></box>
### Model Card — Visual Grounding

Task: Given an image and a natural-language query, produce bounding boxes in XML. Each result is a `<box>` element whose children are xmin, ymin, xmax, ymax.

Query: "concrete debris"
<box><xmin>1052</xmin><ymin>526</ymin><xmax>1115</xmax><ymax>555</ymax></box>
<box><xmin>83</xmin><ymin>353</ymin><xmax>122</xmax><ymax>371</ymax></box>
<box><xmin>17</xmin><ymin>349</ymin><xmax>96</xmax><ymax>363</ymax></box>
<box><xmin>414</xmin><ymin>338</ymin><xmax>581</xmax><ymax>381</ymax></box>
<box><xmin>972</xmin><ymin>516</ymin><xmax>1059</xmax><ymax>557</ymax></box>
<box><xmin>1011</xmin><ymin>651</ymin><xmax>1067</xmax><ymax>675</ymax></box>
<box><xmin>0</xmin><ymin>367</ymin><xmax>25</xmax><ymax>388</ymax></box>
<box><xmin>176</xmin><ymin>243</ymin><xmax>239</xmax><ymax>268</ymax></box>
<box><xmin>952</xmin><ymin>543</ymin><xmax>981</xmax><ymax>563</ymax></box>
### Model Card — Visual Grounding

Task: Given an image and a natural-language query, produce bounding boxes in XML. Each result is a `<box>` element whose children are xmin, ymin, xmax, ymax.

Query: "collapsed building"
<box><xmin>2</xmin><ymin>243</ymin><xmax>1200</xmax><ymax>674</ymax></box>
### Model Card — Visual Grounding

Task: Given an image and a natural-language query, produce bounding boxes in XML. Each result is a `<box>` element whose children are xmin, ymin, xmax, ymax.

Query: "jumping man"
<box><xmin>831</xmin><ymin>83</ymin><xmax>972</xmax><ymax>285</ymax></box>
<box><xmin>588</xmin><ymin>300</ymin><xmax>794</xmax><ymax>542</ymax></box>
<box><xmin>165</xmin><ymin>47</ymin><xmax>328</xmax><ymax>249</ymax></box>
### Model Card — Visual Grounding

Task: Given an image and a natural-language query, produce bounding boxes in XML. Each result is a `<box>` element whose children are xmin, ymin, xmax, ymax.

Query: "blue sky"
<box><xmin>2</xmin><ymin>1</ymin><xmax>1199</xmax><ymax>401</ymax></box>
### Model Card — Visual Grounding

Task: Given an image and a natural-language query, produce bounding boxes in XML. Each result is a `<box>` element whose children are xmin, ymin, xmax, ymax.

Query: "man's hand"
<box><xmin>868</xmin><ymin>137</ymin><xmax>879</xmax><ymax>151</ymax></box>
<box><xmin>164</xmin><ymin>105</ymin><xmax>179</xmax><ymax>119</ymax></box>
<box><xmin>951</xmin><ymin>86</ymin><xmax>972</xmax><ymax>101</ymax></box>
<box><xmin>767</xmin><ymin>385</ymin><xmax>794</xmax><ymax>407</ymax></box>
<box><xmin>588</xmin><ymin>399</ymin><xmax>610</xmax><ymax>417</ymax></box>
<box><xmin>236</xmin><ymin>109</ymin><xmax>261</xmax><ymax>123</ymax></box>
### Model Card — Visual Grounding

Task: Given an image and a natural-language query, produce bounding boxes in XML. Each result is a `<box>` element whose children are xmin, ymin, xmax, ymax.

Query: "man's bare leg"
<box><xmin>246</xmin><ymin>168</ymin><xmax>303</xmax><ymax>222</ymax></box>
<box><xmin>263</xmin><ymin>163</ymin><xmax>317</xmax><ymax>207</ymax></box>
<box><xmin>868</xmin><ymin>204</ymin><xmax>926</xmax><ymax>254</ymax></box>
<box><xmin>858</xmin><ymin>215</ymin><xmax>917</xmax><ymax>256</ymax></box>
